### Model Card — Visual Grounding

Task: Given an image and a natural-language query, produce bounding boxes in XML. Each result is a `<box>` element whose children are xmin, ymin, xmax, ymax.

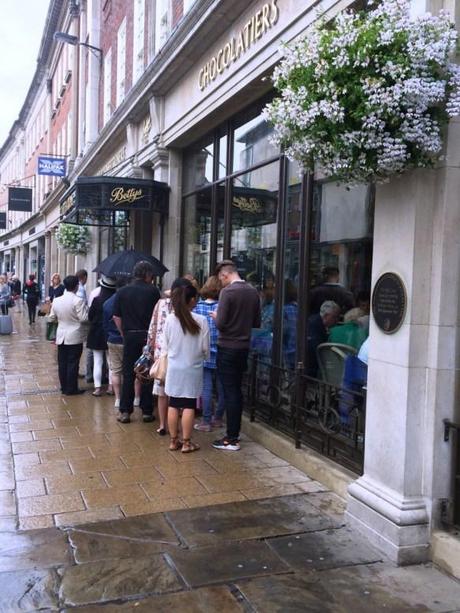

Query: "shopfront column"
<box><xmin>347</xmin><ymin>157</ymin><xmax>460</xmax><ymax>563</ymax></box>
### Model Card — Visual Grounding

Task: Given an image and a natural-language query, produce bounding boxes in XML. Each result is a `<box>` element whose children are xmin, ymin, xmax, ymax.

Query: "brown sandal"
<box><xmin>181</xmin><ymin>439</ymin><xmax>200</xmax><ymax>454</ymax></box>
<box><xmin>169</xmin><ymin>437</ymin><xmax>182</xmax><ymax>451</ymax></box>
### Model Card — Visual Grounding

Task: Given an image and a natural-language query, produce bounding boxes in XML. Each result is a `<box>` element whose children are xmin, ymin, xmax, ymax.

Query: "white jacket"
<box><xmin>49</xmin><ymin>291</ymin><xmax>89</xmax><ymax>345</ymax></box>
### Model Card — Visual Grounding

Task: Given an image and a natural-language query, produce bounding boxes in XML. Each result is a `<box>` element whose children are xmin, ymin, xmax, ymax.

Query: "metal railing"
<box><xmin>243</xmin><ymin>355</ymin><xmax>366</xmax><ymax>474</ymax></box>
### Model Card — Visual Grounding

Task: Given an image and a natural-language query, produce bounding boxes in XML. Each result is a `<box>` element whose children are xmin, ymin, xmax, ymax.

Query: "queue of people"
<box><xmin>11</xmin><ymin>258</ymin><xmax>369</xmax><ymax>454</ymax></box>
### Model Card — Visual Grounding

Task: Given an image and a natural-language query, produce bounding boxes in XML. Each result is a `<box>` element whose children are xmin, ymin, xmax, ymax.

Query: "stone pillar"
<box><xmin>84</xmin><ymin>0</ymin><xmax>101</xmax><ymax>151</ymax></box>
<box><xmin>347</xmin><ymin>152</ymin><xmax>460</xmax><ymax>563</ymax></box>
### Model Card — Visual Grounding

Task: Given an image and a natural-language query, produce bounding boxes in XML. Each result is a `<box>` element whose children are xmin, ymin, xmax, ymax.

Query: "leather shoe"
<box><xmin>142</xmin><ymin>415</ymin><xmax>155</xmax><ymax>423</ymax></box>
<box><xmin>66</xmin><ymin>390</ymin><xmax>85</xmax><ymax>396</ymax></box>
<box><xmin>117</xmin><ymin>413</ymin><xmax>131</xmax><ymax>424</ymax></box>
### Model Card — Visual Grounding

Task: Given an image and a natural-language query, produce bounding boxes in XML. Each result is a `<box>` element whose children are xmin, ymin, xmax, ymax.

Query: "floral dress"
<box><xmin>148</xmin><ymin>297</ymin><xmax>172</xmax><ymax>359</ymax></box>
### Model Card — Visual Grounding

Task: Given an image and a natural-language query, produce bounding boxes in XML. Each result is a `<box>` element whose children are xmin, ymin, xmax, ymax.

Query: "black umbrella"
<box><xmin>93</xmin><ymin>249</ymin><xmax>168</xmax><ymax>278</ymax></box>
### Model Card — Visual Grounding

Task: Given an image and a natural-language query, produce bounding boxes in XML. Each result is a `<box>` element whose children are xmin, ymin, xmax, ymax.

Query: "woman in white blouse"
<box><xmin>163</xmin><ymin>283</ymin><xmax>209</xmax><ymax>453</ymax></box>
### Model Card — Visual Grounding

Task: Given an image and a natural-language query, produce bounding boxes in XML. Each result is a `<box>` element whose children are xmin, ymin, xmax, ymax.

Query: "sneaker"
<box><xmin>114</xmin><ymin>399</ymin><xmax>120</xmax><ymax>409</ymax></box>
<box><xmin>133</xmin><ymin>397</ymin><xmax>141</xmax><ymax>407</ymax></box>
<box><xmin>194</xmin><ymin>421</ymin><xmax>212</xmax><ymax>432</ymax></box>
<box><xmin>142</xmin><ymin>415</ymin><xmax>155</xmax><ymax>423</ymax></box>
<box><xmin>212</xmin><ymin>437</ymin><xmax>240</xmax><ymax>451</ymax></box>
<box><xmin>117</xmin><ymin>412</ymin><xmax>130</xmax><ymax>424</ymax></box>
<box><xmin>211</xmin><ymin>418</ymin><xmax>224</xmax><ymax>428</ymax></box>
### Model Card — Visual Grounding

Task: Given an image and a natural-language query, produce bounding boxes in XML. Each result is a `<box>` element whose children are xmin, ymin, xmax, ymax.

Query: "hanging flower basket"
<box><xmin>55</xmin><ymin>224</ymin><xmax>91</xmax><ymax>255</ymax></box>
<box><xmin>263</xmin><ymin>0</ymin><xmax>460</xmax><ymax>184</ymax></box>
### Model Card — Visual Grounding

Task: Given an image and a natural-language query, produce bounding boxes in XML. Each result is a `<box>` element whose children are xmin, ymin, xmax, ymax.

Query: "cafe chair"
<box><xmin>316</xmin><ymin>343</ymin><xmax>357</xmax><ymax>388</ymax></box>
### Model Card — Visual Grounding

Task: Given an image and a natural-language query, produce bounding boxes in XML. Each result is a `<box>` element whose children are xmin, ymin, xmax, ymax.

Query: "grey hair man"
<box><xmin>306</xmin><ymin>300</ymin><xmax>341</xmax><ymax>377</ymax></box>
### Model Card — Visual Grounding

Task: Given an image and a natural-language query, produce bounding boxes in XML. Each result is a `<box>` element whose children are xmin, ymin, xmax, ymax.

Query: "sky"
<box><xmin>0</xmin><ymin>0</ymin><xmax>50</xmax><ymax>147</ymax></box>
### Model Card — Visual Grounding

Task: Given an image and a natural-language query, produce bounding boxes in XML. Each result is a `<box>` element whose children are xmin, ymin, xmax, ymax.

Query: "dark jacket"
<box><xmin>103</xmin><ymin>293</ymin><xmax>122</xmax><ymax>345</ymax></box>
<box><xmin>306</xmin><ymin>313</ymin><xmax>328</xmax><ymax>377</ymax></box>
<box><xmin>23</xmin><ymin>281</ymin><xmax>40</xmax><ymax>305</ymax></box>
<box><xmin>87</xmin><ymin>287</ymin><xmax>116</xmax><ymax>350</ymax></box>
<box><xmin>48</xmin><ymin>284</ymin><xmax>65</xmax><ymax>302</ymax></box>
<box><xmin>309</xmin><ymin>283</ymin><xmax>354</xmax><ymax>314</ymax></box>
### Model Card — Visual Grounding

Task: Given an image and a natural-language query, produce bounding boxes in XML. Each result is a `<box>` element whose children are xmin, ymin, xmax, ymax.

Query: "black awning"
<box><xmin>60</xmin><ymin>176</ymin><xmax>169</xmax><ymax>225</ymax></box>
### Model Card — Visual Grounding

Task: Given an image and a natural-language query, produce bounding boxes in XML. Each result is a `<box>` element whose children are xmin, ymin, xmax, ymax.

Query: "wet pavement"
<box><xmin>1</xmin><ymin>308</ymin><xmax>460</xmax><ymax>610</ymax></box>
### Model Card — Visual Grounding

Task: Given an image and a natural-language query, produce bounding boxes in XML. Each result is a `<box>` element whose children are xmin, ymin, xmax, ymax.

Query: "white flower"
<box><xmin>264</xmin><ymin>0</ymin><xmax>460</xmax><ymax>183</ymax></box>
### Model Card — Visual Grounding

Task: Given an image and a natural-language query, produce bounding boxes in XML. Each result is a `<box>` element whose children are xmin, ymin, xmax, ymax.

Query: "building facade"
<box><xmin>0</xmin><ymin>0</ymin><xmax>459</xmax><ymax>570</ymax></box>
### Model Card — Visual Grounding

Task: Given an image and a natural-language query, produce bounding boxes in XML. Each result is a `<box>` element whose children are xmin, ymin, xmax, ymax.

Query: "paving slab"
<box><xmin>168</xmin><ymin>540</ymin><xmax>290</xmax><ymax>587</ymax></box>
<box><xmin>66</xmin><ymin>514</ymin><xmax>180</xmax><ymax>563</ymax></box>
<box><xmin>0</xmin><ymin>528</ymin><xmax>72</xmax><ymax>572</ymax></box>
<box><xmin>166</xmin><ymin>493</ymin><xmax>341</xmax><ymax>547</ymax></box>
<box><xmin>237</xmin><ymin>562</ymin><xmax>460</xmax><ymax>613</ymax></box>
<box><xmin>0</xmin><ymin>568</ymin><xmax>59</xmax><ymax>612</ymax></box>
<box><xmin>61</xmin><ymin>585</ymin><xmax>243</xmax><ymax>612</ymax></box>
<box><xmin>267</xmin><ymin>526</ymin><xmax>383</xmax><ymax>571</ymax></box>
<box><xmin>59</xmin><ymin>554</ymin><xmax>184</xmax><ymax>606</ymax></box>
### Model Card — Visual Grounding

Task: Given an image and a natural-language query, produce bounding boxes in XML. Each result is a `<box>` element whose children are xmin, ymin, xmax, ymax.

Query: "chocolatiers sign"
<box><xmin>198</xmin><ymin>0</ymin><xmax>279</xmax><ymax>90</ymax></box>
<box><xmin>372</xmin><ymin>272</ymin><xmax>407</xmax><ymax>334</ymax></box>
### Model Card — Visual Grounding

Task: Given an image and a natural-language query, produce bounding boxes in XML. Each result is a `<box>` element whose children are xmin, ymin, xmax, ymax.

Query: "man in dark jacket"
<box><xmin>113</xmin><ymin>262</ymin><xmax>160</xmax><ymax>423</ymax></box>
<box><xmin>211</xmin><ymin>260</ymin><xmax>261</xmax><ymax>451</ymax></box>
<box><xmin>310</xmin><ymin>267</ymin><xmax>354</xmax><ymax>314</ymax></box>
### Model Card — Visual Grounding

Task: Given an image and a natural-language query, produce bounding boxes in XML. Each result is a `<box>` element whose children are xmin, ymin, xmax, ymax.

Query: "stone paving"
<box><xmin>0</xmin><ymin>310</ymin><xmax>326</xmax><ymax>530</ymax></box>
<box><xmin>2</xmin><ymin>307</ymin><xmax>460</xmax><ymax>611</ymax></box>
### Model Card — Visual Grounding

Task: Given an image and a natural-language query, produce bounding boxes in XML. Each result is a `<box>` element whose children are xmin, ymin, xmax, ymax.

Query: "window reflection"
<box><xmin>230</xmin><ymin>160</ymin><xmax>279</xmax><ymax>361</ymax></box>
<box><xmin>183</xmin><ymin>141</ymin><xmax>214</xmax><ymax>193</ymax></box>
<box><xmin>233</xmin><ymin>114</ymin><xmax>278</xmax><ymax>173</ymax></box>
<box><xmin>183</xmin><ymin>188</ymin><xmax>212</xmax><ymax>286</ymax></box>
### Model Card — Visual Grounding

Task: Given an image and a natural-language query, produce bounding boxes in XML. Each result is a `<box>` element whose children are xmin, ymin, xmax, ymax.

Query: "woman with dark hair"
<box><xmin>147</xmin><ymin>277</ymin><xmax>193</xmax><ymax>435</ymax></box>
<box><xmin>87</xmin><ymin>275</ymin><xmax>117</xmax><ymax>396</ymax></box>
<box><xmin>163</xmin><ymin>284</ymin><xmax>209</xmax><ymax>453</ymax></box>
<box><xmin>23</xmin><ymin>274</ymin><xmax>40</xmax><ymax>324</ymax></box>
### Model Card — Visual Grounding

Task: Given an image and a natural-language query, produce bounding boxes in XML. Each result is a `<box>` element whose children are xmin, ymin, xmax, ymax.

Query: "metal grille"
<box><xmin>243</xmin><ymin>356</ymin><xmax>366</xmax><ymax>475</ymax></box>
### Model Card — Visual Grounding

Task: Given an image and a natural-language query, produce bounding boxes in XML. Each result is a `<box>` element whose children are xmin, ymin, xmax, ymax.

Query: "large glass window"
<box><xmin>182</xmin><ymin>188</ymin><xmax>212</xmax><ymax>286</ymax></box>
<box><xmin>181</xmin><ymin>98</ymin><xmax>374</xmax><ymax>372</ymax></box>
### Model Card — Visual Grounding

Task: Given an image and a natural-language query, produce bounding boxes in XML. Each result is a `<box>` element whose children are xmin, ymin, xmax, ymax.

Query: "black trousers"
<box><xmin>120</xmin><ymin>330</ymin><xmax>153</xmax><ymax>415</ymax></box>
<box><xmin>216</xmin><ymin>346</ymin><xmax>248</xmax><ymax>441</ymax></box>
<box><xmin>27</xmin><ymin>299</ymin><xmax>37</xmax><ymax>323</ymax></box>
<box><xmin>58</xmin><ymin>343</ymin><xmax>83</xmax><ymax>394</ymax></box>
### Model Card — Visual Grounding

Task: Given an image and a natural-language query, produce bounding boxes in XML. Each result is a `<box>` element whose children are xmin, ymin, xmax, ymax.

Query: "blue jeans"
<box><xmin>202</xmin><ymin>367</ymin><xmax>225</xmax><ymax>424</ymax></box>
<box><xmin>216</xmin><ymin>347</ymin><xmax>248</xmax><ymax>440</ymax></box>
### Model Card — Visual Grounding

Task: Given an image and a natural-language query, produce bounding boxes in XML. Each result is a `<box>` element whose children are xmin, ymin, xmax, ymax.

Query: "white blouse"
<box><xmin>163</xmin><ymin>312</ymin><xmax>210</xmax><ymax>399</ymax></box>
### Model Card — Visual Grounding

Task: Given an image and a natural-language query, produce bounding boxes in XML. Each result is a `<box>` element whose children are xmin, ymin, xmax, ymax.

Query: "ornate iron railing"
<box><xmin>243</xmin><ymin>355</ymin><xmax>366</xmax><ymax>474</ymax></box>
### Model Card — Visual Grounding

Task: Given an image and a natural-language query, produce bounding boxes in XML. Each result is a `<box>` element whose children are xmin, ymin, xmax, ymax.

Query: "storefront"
<box><xmin>59</xmin><ymin>175</ymin><xmax>169</xmax><ymax>262</ymax></box>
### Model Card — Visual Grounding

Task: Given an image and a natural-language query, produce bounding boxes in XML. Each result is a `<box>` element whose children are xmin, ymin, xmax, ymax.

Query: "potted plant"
<box><xmin>55</xmin><ymin>223</ymin><xmax>91</xmax><ymax>255</ymax></box>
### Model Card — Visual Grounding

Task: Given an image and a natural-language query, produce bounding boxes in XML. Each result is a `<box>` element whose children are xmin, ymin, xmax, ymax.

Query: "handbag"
<box><xmin>133</xmin><ymin>349</ymin><xmax>153</xmax><ymax>385</ymax></box>
<box><xmin>149</xmin><ymin>354</ymin><xmax>168</xmax><ymax>384</ymax></box>
<box><xmin>46</xmin><ymin>321</ymin><xmax>58</xmax><ymax>341</ymax></box>
<box><xmin>38</xmin><ymin>302</ymin><xmax>51</xmax><ymax>317</ymax></box>
<box><xmin>7</xmin><ymin>298</ymin><xmax>15</xmax><ymax>308</ymax></box>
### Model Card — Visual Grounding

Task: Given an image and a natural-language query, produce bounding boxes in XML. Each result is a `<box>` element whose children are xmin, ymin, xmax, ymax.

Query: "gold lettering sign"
<box><xmin>233</xmin><ymin>196</ymin><xmax>263</xmax><ymax>213</ymax></box>
<box><xmin>110</xmin><ymin>187</ymin><xmax>144</xmax><ymax>206</ymax></box>
<box><xmin>198</xmin><ymin>0</ymin><xmax>279</xmax><ymax>91</ymax></box>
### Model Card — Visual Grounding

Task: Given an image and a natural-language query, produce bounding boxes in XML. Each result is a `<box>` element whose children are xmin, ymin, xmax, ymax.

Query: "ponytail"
<box><xmin>171</xmin><ymin>285</ymin><xmax>200</xmax><ymax>335</ymax></box>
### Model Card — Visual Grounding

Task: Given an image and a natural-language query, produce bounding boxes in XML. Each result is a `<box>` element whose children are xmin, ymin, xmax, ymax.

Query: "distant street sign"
<box><xmin>38</xmin><ymin>156</ymin><xmax>66</xmax><ymax>177</ymax></box>
<box><xmin>8</xmin><ymin>187</ymin><xmax>32</xmax><ymax>212</ymax></box>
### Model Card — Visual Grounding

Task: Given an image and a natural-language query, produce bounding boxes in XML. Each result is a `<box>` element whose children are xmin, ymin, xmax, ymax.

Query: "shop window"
<box><xmin>230</xmin><ymin>160</ymin><xmax>279</xmax><ymax>360</ymax></box>
<box><xmin>183</xmin><ymin>140</ymin><xmax>214</xmax><ymax>193</ymax></box>
<box><xmin>218</xmin><ymin>133</ymin><xmax>227</xmax><ymax>180</ymax></box>
<box><xmin>310</xmin><ymin>182</ymin><xmax>373</xmax><ymax>297</ymax></box>
<box><xmin>233</xmin><ymin>113</ymin><xmax>278</xmax><ymax>173</ymax></box>
<box><xmin>183</xmin><ymin>188</ymin><xmax>212</xmax><ymax>286</ymax></box>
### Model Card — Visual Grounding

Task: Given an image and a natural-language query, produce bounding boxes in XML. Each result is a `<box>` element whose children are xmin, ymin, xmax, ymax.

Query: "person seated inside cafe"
<box><xmin>328</xmin><ymin>306</ymin><xmax>368</xmax><ymax>350</ymax></box>
<box><xmin>306</xmin><ymin>300</ymin><xmax>341</xmax><ymax>377</ymax></box>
